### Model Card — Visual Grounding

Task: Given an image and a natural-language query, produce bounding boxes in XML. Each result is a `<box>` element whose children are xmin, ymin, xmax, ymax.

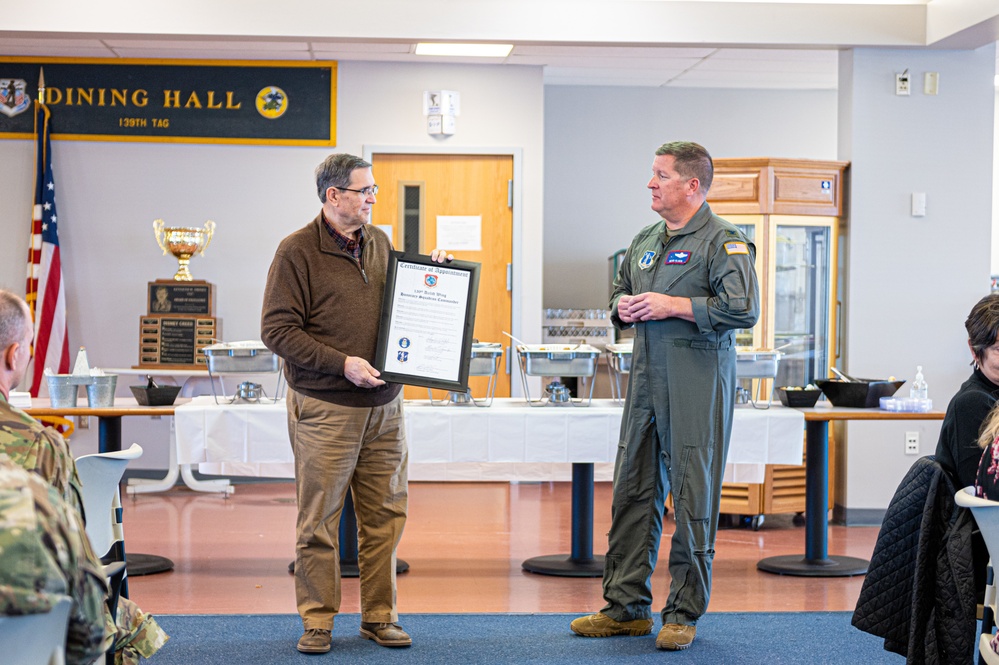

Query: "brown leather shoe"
<box><xmin>359</xmin><ymin>622</ymin><xmax>412</xmax><ymax>647</ymax></box>
<box><xmin>570</xmin><ymin>612</ymin><xmax>653</xmax><ymax>637</ymax></box>
<box><xmin>656</xmin><ymin>623</ymin><xmax>696</xmax><ymax>650</ymax></box>
<box><xmin>296</xmin><ymin>628</ymin><xmax>331</xmax><ymax>653</ymax></box>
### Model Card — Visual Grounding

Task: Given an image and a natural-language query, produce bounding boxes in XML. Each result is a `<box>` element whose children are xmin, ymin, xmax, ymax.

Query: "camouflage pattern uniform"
<box><xmin>0</xmin><ymin>394</ymin><xmax>169</xmax><ymax>662</ymax></box>
<box><xmin>0</xmin><ymin>455</ymin><xmax>110</xmax><ymax>665</ymax></box>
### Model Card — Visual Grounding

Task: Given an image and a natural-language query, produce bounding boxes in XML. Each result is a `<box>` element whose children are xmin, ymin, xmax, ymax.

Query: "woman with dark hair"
<box><xmin>936</xmin><ymin>293</ymin><xmax>999</xmax><ymax>488</ymax></box>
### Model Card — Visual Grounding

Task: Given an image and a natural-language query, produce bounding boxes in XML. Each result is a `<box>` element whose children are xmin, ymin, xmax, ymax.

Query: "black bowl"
<box><xmin>814</xmin><ymin>379</ymin><xmax>905</xmax><ymax>408</ymax></box>
<box><xmin>775</xmin><ymin>387</ymin><xmax>823</xmax><ymax>408</ymax></box>
<box><xmin>130</xmin><ymin>384</ymin><xmax>182</xmax><ymax>406</ymax></box>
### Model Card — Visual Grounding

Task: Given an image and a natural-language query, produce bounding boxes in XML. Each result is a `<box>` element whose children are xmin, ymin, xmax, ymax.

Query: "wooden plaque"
<box><xmin>136</xmin><ymin>315</ymin><xmax>218</xmax><ymax>369</ymax></box>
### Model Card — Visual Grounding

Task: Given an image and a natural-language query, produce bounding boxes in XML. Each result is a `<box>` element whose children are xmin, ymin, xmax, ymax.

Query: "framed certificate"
<box><xmin>374</xmin><ymin>252</ymin><xmax>480</xmax><ymax>391</ymax></box>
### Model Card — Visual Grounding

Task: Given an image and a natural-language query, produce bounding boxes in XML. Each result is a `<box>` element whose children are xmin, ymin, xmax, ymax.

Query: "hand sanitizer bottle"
<box><xmin>910</xmin><ymin>366</ymin><xmax>928</xmax><ymax>400</ymax></box>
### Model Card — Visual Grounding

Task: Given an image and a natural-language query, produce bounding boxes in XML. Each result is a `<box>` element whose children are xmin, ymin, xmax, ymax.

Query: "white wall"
<box><xmin>838</xmin><ymin>45</ymin><xmax>997</xmax><ymax>516</ymax></box>
<box><xmin>0</xmin><ymin>60</ymin><xmax>545</xmax><ymax>467</ymax></box>
<box><xmin>543</xmin><ymin>86</ymin><xmax>839</xmax><ymax>308</ymax></box>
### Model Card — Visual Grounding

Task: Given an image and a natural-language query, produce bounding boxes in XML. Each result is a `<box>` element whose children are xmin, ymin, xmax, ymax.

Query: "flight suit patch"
<box><xmin>638</xmin><ymin>250</ymin><xmax>657</xmax><ymax>270</ymax></box>
<box><xmin>724</xmin><ymin>242</ymin><xmax>749</xmax><ymax>255</ymax></box>
<box><xmin>665</xmin><ymin>250</ymin><xmax>691</xmax><ymax>265</ymax></box>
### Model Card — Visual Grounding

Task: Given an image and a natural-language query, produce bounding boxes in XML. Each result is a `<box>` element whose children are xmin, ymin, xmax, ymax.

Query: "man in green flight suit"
<box><xmin>572</xmin><ymin>141</ymin><xmax>760</xmax><ymax>651</ymax></box>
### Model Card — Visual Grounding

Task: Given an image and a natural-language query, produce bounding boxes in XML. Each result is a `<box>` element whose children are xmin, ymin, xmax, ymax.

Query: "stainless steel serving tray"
<box><xmin>517</xmin><ymin>344</ymin><xmax>601</xmax><ymax>377</ymax></box>
<box><xmin>736</xmin><ymin>349</ymin><xmax>780</xmax><ymax>379</ymax></box>
<box><xmin>605</xmin><ymin>342</ymin><xmax>633</xmax><ymax>374</ymax></box>
<box><xmin>202</xmin><ymin>341</ymin><xmax>280</xmax><ymax>373</ymax></box>
<box><xmin>469</xmin><ymin>342</ymin><xmax>503</xmax><ymax>376</ymax></box>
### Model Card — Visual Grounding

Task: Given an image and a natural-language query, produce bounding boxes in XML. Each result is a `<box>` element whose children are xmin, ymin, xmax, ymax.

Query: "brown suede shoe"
<box><xmin>359</xmin><ymin>622</ymin><xmax>412</xmax><ymax>647</ymax></box>
<box><xmin>570</xmin><ymin>612</ymin><xmax>653</xmax><ymax>637</ymax></box>
<box><xmin>296</xmin><ymin>628</ymin><xmax>331</xmax><ymax>654</ymax></box>
<box><xmin>656</xmin><ymin>623</ymin><xmax>696</xmax><ymax>650</ymax></box>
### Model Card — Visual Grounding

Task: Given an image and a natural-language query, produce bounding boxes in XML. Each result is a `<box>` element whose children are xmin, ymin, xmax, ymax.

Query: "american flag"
<box><xmin>26</xmin><ymin>98</ymin><xmax>70</xmax><ymax>397</ymax></box>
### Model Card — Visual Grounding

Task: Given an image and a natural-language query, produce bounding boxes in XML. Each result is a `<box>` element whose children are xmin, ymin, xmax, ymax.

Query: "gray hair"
<box><xmin>655</xmin><ymin>141</ymin><xmax>714</xmax><ymax>193</ymax></box>
<box><xmin>0</xmin><ymin>290</ymin><xmax>31</xmax><ymax>352</ymax></box>
<box><xmin>315</xmin><ymin>153</ymin><xmax>372</xmax><ymax>203</ymax></box>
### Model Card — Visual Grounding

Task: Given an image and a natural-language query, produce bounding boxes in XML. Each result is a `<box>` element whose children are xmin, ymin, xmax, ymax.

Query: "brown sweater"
<box><xmin>260</xmin><ymin>214</ymin><xmax>401</xmax><ymax>407</ymax></box>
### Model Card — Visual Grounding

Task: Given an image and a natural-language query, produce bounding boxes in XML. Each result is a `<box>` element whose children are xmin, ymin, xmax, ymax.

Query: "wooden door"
<box><xmin>371</xmin><ymin>154</ymin><xmax>514</xmax><ymax>399</ymax></box>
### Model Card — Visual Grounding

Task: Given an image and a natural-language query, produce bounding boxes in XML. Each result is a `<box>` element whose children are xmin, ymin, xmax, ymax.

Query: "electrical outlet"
<box><xmin>896</xmin><ymin>70</ymin><xmax>911</xmax><ymax>96</ymax></box>
<box><xmin>905</xmin><ymin>431</ymin><xmax>919</xmax><ymax>455</ymax></box>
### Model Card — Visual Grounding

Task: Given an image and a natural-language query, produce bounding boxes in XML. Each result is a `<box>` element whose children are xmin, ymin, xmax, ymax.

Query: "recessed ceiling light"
<box><xmin>415</xmin><ymin>43</ymin><xmax>513</xmax><ymax>58</ymax></box>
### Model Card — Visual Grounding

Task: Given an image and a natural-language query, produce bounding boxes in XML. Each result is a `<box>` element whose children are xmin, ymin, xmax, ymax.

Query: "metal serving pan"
<box><xmin>469</xmin><ymin>342</ymin><xmax>503</xmax><ymax>376</ymax></box>
<box><xmin>517</xmin><ymin>344</ymin><xmax>601</xmax><ymax>377</ymax></box>
<box><xmin>202</xmin><ymin>341</ymin><xmax>280</xmax><ymax>373</ymax></box>
<box><xmin>605</xmin><ymin>342</ymin><xmax>633</xmax><ymax>374</ymax></box>
<box><xmin>736</xmin><ymin>349</ymin><xmax>780</xmax><ymax>379</ymax></box>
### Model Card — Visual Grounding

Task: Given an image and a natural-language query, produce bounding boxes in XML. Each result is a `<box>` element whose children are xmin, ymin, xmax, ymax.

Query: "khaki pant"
<box><xmin>286</xmin><ymin>388</ymin><xmax>407</xmax><ymax>629</ymax></box>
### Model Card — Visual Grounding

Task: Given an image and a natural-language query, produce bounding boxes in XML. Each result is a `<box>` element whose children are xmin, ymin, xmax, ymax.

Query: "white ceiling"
<box><xmin>2</xmin><ymin>0</ymin><xmax>997</xmax><ymax>90</ymax></box>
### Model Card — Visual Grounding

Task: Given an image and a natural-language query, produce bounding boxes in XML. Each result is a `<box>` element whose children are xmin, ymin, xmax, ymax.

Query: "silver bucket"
<box><xmin>86</xmin><ymin>375</ymin><xmax>117</xmax><ymax>408</ymax></box>
<box><xmin>46</xmin><ymin>375</ymin><xmax>79</xmax><ymax>408</ymax></box>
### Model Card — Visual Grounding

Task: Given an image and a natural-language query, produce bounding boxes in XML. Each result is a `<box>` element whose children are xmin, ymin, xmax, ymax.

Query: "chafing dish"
<box><xmin>202</xmin><ymin>341</ymin><xmax>284</xmax><ymax>404</ymax></box>
<box><xmin>605</xmin><ymin>341</ymin><xmax>633</xmax><ymax>404</ymax></box>
<box><xmin>735</xmin><ymin>348</ymin><xmax>781</xmax><ymax>409</ymax></box>
<box><xmin>515</xmin><ymin>344</ymin><xmax>602</xmax><ymax>406</ymax></box>
<box><xmin>430</xmin><ymin>342</ymin><xmax>504</xmax><ymax>407</ymax></box>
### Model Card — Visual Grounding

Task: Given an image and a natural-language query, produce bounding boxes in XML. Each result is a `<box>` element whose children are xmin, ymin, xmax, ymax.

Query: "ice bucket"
<box><xmin>85</xmin><ymin>375</ymin><xmax>117</xmax><ymax>408</ymax></box>
<box><xmin>46</xmin><ymin>375</ymin><xmax>79</xmax><ymax>409</ymax></box>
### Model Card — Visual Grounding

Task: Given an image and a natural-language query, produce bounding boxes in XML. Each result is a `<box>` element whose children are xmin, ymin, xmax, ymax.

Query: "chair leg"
<box><xmin>982</xmin><ymin>565</ymin><xmax>995</xmax><ymax>665</ymax></box>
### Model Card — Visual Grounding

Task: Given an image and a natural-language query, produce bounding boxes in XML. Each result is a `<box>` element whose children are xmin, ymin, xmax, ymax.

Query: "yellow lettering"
<box><xmin>110</xmin><ymin>89</ymin><xmax>127</xmax><ymax>106</ymax></box>
<box><xmin>206</xmin><ymin>91</ymin><xmax>222</xmax><ymax>109</ymax></box>
<box><xmin>184</xmin><ymin>92</ymin><xmax>202</xmax><ymax>109</ymax></box>
<box><xmin>98</xmin><ymin>89</ymin><xmax>106</xmax><ymax>106</ymax></box>
<box><xmin>163</xmin><ymin>90</ymin><xmax>181</xmax><ymax>108</ymax></box>
<box><xmin>132</xmin><ymin>90</ymin><xmax>148</xmax><ymax>107</ymax></box>
<box><xmin>65</xmin><ymin>88</ymin><xmax>74</xmax><ymax>106</ymax></box>
<box><xmin>225</xmin><ymin>91</ymin><xmax>242</xmax><ymax>110</ymax></box>
<box><xmin>76</xmin><ymin>88</ymin><xmax>93</xmax><ymax>105</ymax></box>
<box><xmin>45</xmin><ymin>88</ymin><xmax>62</xmax><ymax>105</ymax></box>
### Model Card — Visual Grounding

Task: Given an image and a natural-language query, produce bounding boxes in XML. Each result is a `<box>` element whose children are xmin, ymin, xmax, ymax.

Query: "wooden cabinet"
<box><xmin>709</xmin><ymin>157</ymin><xmax>849</xmax><ymax>523</ymax></box>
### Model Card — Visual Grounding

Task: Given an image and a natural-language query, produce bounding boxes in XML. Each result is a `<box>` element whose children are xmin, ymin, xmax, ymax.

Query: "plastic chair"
<box><xmin>955</xmin><ymin>486</ymin><xmax>999</xmax><ymax>665</ymax></box>
<box><xmin>74</xmin><ymin>442</ymin><xmax>143</xmax><ymax>662</ymax></box>
<box><xmin>0</xmin><ymin>595</ymin><xmax>73</xmax><ymax>665</ymax></box>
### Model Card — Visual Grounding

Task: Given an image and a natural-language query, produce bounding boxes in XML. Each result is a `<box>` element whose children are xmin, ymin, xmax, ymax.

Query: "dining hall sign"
<box><xmin>0</xmin><ymin>57</ymin><xmax>336</xmax><ymax>145</ymax></box>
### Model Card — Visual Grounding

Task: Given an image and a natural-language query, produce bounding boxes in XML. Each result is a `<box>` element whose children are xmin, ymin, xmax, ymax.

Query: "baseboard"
<box><xmin>833</xmin><ymin>504</ymin><xmax>885</xmax><ymax>526</ymax></box>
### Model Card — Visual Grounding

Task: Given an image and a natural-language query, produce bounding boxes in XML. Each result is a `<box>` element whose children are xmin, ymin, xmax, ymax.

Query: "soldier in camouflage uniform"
<box><xmin>0</xmin><ymin>290</ymin><xmax>168</xmax><ymax>663</ymax></box>
<box><xmin>0</xmin><ymin>455</ymin><xmax>110</xmax><ymax>665</ymax></box>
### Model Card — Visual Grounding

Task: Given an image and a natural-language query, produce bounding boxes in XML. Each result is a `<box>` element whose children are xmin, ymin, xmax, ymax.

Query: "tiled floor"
<box><xmin>123</xmin><ymin>480</ymin><xmax>877</xmax><ymax>616</ymax></box>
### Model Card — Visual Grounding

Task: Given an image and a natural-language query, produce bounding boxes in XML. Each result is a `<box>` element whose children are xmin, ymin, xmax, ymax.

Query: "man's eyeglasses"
<box><xmin>337</xmin><ymin>185</ymin><xmax>379</xmax><ymax>197</ymax></box>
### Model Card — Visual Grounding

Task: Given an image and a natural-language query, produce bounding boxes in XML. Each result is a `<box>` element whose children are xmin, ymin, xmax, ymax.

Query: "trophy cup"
<box><xmin>153</xmin><ymin>219</ymin><xmax>216</xmax><ymax>281</ymax></box>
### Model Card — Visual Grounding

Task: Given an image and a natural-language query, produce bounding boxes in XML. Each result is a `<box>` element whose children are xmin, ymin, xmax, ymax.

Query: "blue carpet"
<box><xmin>151</xmin><ymin>612</ymin><xmax>905</xmax><ymax>664</ymax></box>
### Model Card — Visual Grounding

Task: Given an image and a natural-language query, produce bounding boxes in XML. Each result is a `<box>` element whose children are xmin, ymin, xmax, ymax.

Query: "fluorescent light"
<box><xmin>415</xmin><ymin>43</ymin><xmax>513</xmax><ymax>58</ymax></box>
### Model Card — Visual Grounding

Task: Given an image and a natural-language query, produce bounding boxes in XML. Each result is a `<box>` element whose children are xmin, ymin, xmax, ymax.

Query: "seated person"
<box><xmin>0</xmin><ymin>290</ymin><xmax>169</xmax><ymax>663</ymax></box>
<box><xmin>975</xmin><ymin>403</ymin><xmax>999</xmax><ymax>499</ymax></box>
<box><xmin>935</xmin><ymin>293</ymin><xmax>999</xmax><ymax>596</ymax></box>
<box><xmin>0</xmin><ymin>455</ymin><xmax>110</xmax><ymax>665</ymax></box>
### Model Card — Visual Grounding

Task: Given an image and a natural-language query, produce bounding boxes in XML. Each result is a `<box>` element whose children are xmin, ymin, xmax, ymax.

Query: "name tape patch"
<box><xmin>665</xmin><ymin>250</ymin><xmax>691</xmax><ymax>265</ymax></box>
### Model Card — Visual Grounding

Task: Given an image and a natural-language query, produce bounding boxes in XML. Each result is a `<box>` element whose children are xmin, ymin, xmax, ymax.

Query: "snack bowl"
<box><xmin>775</xmin><ymin>386</ymin><xmax>823</xmax><ymax>408</ymax></box>
<box><xmin>130</xmin><ymin>384</ymin><xmax>182</xmax><ymax>406</ymax></box>
<box><xmin>814</xmin><ymin>379</ymin><xmax>905</xmax><ymax>408</ymax></box>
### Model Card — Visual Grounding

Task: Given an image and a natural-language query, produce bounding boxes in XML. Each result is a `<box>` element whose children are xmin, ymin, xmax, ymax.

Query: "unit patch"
<box><xmin>724</xmin><ymin>242</ymin><xmax>749</xmax><ymax>255</ymax></box>
<box><xmin>665</xmin><ymin>250</ymin><xmax>691</xmax><ymax>265</ymax></box>
<box><xmin>638</xmin><ymin>250</ymin><xmax>657</xmax><ymax>270</ymax></box>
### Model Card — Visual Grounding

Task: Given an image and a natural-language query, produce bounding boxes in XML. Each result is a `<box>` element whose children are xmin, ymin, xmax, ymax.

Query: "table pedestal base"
<box><xmin>522</xmin><ymin>554</ymin><xmax>604</xmax><ymax>577</ymax></box>
<box><xmin>757</xmin><ymin>554</ymin><xmax>868</xmax><ymax>577</ymax></box>
<box><xmin>128</xmin><ymin>553</ymin><xmax>175</xmax><ymax>576</ymax></box>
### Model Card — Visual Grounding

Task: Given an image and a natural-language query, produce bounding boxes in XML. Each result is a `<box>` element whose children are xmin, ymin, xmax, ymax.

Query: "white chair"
<box><xmin>955</xmin><ymin>486</ymin><xmax>999</xmax><ymax>665</ymax></box>
<box><xmin>74</xmin><ymin>442</ymin><xmax>143</xmax><ymax>662</ymax></box>
<box><xmin>0</xmin><ymin>595</ymin><xmax>73</xmax><ymax>665</ymax></box>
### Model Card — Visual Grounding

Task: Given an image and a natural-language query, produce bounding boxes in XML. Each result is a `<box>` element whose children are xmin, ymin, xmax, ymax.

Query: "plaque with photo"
<box><xmin>147</xmin><ymin>280</ymin><xmax>214</xmax><ymax>316</ymax></box>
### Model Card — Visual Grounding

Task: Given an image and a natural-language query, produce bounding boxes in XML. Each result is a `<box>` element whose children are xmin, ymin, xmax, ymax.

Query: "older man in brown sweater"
<box><xmin>261</xmin><ymin>153</ymin><xmax>449</xmax><ymax>654</ymax></box>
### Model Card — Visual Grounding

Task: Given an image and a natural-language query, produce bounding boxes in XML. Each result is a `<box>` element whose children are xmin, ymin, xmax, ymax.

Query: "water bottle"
<box><xmin>910</xmin><ymin>365</ymin><xmax>928</xmax><ymax>400</ymax></box>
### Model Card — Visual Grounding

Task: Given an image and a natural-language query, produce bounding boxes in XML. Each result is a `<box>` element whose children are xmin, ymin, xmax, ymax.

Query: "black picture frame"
<box><xmin>374</xmin><ymin>251</ymin><xmax>480</xmax><ymax>391</ymax></box>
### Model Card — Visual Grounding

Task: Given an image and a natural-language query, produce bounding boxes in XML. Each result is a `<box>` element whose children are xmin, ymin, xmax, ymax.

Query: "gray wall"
<box><xmin>0</xmin><ymin>60</ymin><xmax>545</xmax><ymax>467</ymax></box>
<box><xmin>543</xmin><ymin>86</ymin><xmax>839</xmax><ymax>308</ymax></box>
<box><xmin>838</xmin><ymin>45</ymin><xmax>996</xmax><ymax>515</ymax></box>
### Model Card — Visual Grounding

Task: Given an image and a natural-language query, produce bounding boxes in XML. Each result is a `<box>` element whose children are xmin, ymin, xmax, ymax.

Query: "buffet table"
<box><xmin>175</xmin><ymin>397</ymin><xmax>805</xmax><ymax>576</ymax></box>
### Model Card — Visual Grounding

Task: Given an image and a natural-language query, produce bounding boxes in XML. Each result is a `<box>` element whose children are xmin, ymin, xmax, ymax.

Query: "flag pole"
<box><xmin>37</xmin><ymin>67</ymin><xmax>45</xmax><ymax>105</ymax></box>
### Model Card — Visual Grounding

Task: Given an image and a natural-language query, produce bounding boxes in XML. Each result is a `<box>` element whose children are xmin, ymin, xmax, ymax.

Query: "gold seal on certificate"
<box><xmin>153</xmin><ymin>219</ymin><xmax>216</xmax><ymax>281</ymax></box>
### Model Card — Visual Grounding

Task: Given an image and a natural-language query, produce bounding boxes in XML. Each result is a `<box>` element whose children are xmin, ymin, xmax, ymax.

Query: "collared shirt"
<box><xmin>322</xmin><ymin>214</ymin><xmax>364</xmax><ymax>260</ymax></box>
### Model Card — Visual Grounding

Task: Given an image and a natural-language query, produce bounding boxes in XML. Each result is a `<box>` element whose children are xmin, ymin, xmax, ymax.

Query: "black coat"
<box><xmin>852</xmin><ymin>456</ymin><xmax>978</xmax><ymax>664</ymax></box>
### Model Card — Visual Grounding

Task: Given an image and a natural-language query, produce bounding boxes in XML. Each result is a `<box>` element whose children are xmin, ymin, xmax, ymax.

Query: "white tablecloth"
<box><xmin>174</xmin><ymin>397</ymin><xmax>804</xmax><ymax>483</ymax></box>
